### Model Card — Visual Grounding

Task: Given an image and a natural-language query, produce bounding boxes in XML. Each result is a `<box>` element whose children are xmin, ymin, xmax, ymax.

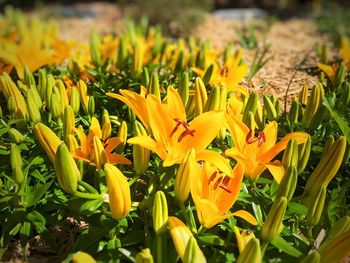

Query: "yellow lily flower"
<box><xmin>193</xmin><ymin>50</ymin><xmax>248</xmax><ymax>95</ymax></box>
<box><xmin>317</xmin><ymin>62</ymin><xmax>337</xmax><ymax>82</ymax></box>
<box><xmin>108</xmin><ymin>87</ymin><xmax>225</xmax><ymax>166</ymax></box>
<box><xmin>225</xmin><ymin>114</ymin><xmax>308</xmax><ymax>183</ymax></box>
<box><xmin>74</xmin><ymin>117</ymin><xmax>131</xmax><ymax>168</ymax></box>
<box><xmin>191</xmin><ymin>152</ymin><xmax>257</xmax><ymax>229</ymax></box>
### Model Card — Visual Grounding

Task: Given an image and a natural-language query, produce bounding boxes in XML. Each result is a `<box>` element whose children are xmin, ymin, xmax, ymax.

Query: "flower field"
<box><xmin>0</xmin><ymin>5</ymin><xmax>349</xmax><ymax>263</ymax></box>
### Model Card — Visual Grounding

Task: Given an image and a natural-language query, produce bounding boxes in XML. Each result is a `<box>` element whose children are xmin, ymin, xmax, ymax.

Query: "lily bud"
<box><xmin>101</xmin><ymin>109</ymin><xmax>112</xmax><ymax>141</ymax></box>
<box><xmin>38</xmin><ymin>69</ymin><xmax>46</xmax><ymax>100</ymax></box>
<box><xmin>116</xmin><ymin>121</ymin><xmax>127</xmax><ymax>154</ymax></box>
<box><xmin>183</xmin><ymin>236</ymin><xmax>206</xmax><ymax>263</ymax></box>
<box><xmin>306</xmin><ymin>186</ymin><xmax>326</xmax><ymax>227</ymax></box>
<box><xmin>67</xmin><ymin>134</ymin><xmax>79</xmax><ymax>153</ymax></box>
<box><xmin>104</xmin><ymin>163</ymin><xmax>131</xmax><ymax>220</ymax></box>
<box><xmin>318</xmin><ymin>230</ymin><xmax>350</xmax><ymax>263</ymax></box>
<box><xmin>236</xmin><ymin>238</ymin><xmax>261</xmax><ymax>263</ymax></box>
<box><xmin>301</xmin><ymin>83</ymin><xmax>324</xmax><ymax>127</ymax></box>
<box><xmin>10</xmin><ymin>143</ymin><xmax>22</xmax><ymax>171</ymax></box>
<box><xmin>133</xmin><ymin>121</ymin><xmax>150</xmax><ymax>175</ymax></box>
<box><xmin>275</xmin><ymin>166</ymin><xmax>298</xmax><ymax>202</ymax></box>
<box><xmin>24</xmin><ymin>65</ymin><xmax>35</xmax><ymax>87</ymax></box>
<box><xmin>135</xmin><ymin>248</ymin><xmax>154</xmax><ymax>263</ymax></box>
<box><xmin>55</xmin><ymin>143</ymin><xmax>81</xmax><ymax>194</ymax></box>
<box><xmin>304</xmin><ymin>136</ymin><xmax>346</xmax><ymax>194</ymax></box>
<box><xmin>132</xmin><ymin>40</ymin><xmax>144</xmax><ymax>78</ymax></box>
<box><xmin>204</xmin><ymin>86</ymin><xmax>220</xmax><ymax>112</ymax></box>
<box><xmin>194</xmin><ymin>77</ymin><xmax>208</xmax><ymax>116</ymax></box>
<box><xmin>175</xmin><ymin>149</ymin><xmax>195</xmax><ymax>206</ymax></box>
<box><xmin>77</xmin><ymin>80</ymin><xmax>89</xmax><ymax>114</ymax></box>
<box><xmin>70</xmin><ymin>86</ymin><xmax>80</xmax><ymax>114</ymax></box>
<box><xmin>202</xmin><ymin>64</ymin><xmax>214</xmax><ymax>86</ymax></box>
<box><xmin>72</xmin><ymin>251</ymin><xmax>96</xmax><ymax>263</ymax></box>
<box><xmin>88</xmin><ymin>96</ymin><xmax>95</xmax><ymax>117</ymax></box>
<box><xmin>148</xmin><ymin>73</ymin><xmax>161</xmax><ymax>101</ymax></box>
<box><xmin>288</xmin><ymin>98</ymin><xmax>300</xmax><ymax>124</ymax></box>
<box><xmin>168</xmin><ymin>216</ymin><xmax>199</xmax><ymax>261</ymax></box>
<box><xmin>45</xmin><ymin>74</ymin><xmax>55</xmax><ymax>110</ymax></box>
<box><xmin>26</xmin><ymin>89</ymin><xmax>41</xmax><ymax>123</ymax></box>
<box><xmin>327</xmin><ymin>216</ymin><xmax>350</xmax><ymax>240</ymax></box>
<box><xmin>90</xmin><ymin>29</ymin><xmax>102</xmax><ymax>67</ymax></box>
<box><xmin>56</xmin><ymin>79</ymin><xmax>69</xmax><ymax>112</ymax></box>
<box><xmin>262</xmin><ymin>196</ymin><xmax>287</xmax><ymax>242</ymax></box>
<box><xmin>116</xmin><ymin>37</ymin><xmax>128</xmax><ymax>69</ymax></box>
<box><xmin>299</xmin><ymin>251</ymin><xmax>321</xmax><ymax>263</ymax></box>
<box><xmin>233</xmin><ymin>226</ymin><xmax>256</xmax><ymax>254</ymax></box>
<box><xmin>34</xmin><ymin>123</ymin><xmax>62</xmax><ymax>163</ymax></box>
<box><xmin>12</xmin><ymin>166</ymin><xmax>24</xmax><ymax>185</ymax></box>
<box><xmin>299</xmin><ymin>85</ymin><xmax>309</xmax><ymax>106</ymax></box>
<box><xmin>8</xmin><ymin>128</ymin><xmax>25</xmax><ymax>144</ymax></box>
<box><xmin>141</xmin><ymin>67</ymin><xmax>150</xmax><ymax>88</ymax></box>
<box><xmin>341</xmin><ymin>82</ymin><xmax>350</xmax><ymax>105</ymax></box>
<box><xmin>7</xmin><ymin>96</ymin><xmax>17</xmax><ymax>115</ymax></box>
<box><xmin>175</xmin><ymin>50</ymin><xmax>185</xmax><ymax>73</ymax></box>
<box><xmin>63</xmin><ymin>105</ymin><xmax>75</xmax><ymax>142</ymax></box>
<box><xmin>263</xmin><ymin>94</ymin><xmax>278</xmax><ymax>121</ymax></box>
<box><xmin>282</xmin><ymin>139</ymin><xmax>298</xmax><ymax>169</ymax></box>
<box><xmin>50</xmin><ymin>92</ymin><xmax>62</xmax><ymax>120</ymax></box>
<box><xmin>297</xmin><ymin>134</ymin><xmax>311</xmax><ymax>174</ymax></box>
<box><xmin>242</xmin><ymin>92</ymin><xmax>258</xmax><ymax>125</ymax></box>
<box><xmin>152</xmin><ymin>191</ymin><xmax>168</xmax><ymax>235</ymax></box>
<box><xmin>178</xmin><ymin>72</ymin><xmax>189</xmax><ymax>106</ymax></box>
<box><xmin>93</xmin><ymin>136</ymin><xmax>108</xmax><ymax>172</ymax></box>
<box><xmin>28</xmin><ymin>85</ymin><xmax>42</xmax><ymax>109</ymax></box>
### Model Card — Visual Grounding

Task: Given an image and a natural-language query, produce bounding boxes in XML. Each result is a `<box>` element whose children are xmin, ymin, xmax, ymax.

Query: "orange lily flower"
<box><xmin>74</xmin><ymin>117</ymin><xmax>131</xmax><ymax>168</ymax></box>
<box><xmin>108</xmin><ymin>87</ymin><xmax>225</xmax><ymax>166</ymax></box>
<box><xmin>193</xmin><ymin>50</ymin><xmax>248</xmax><ymax>95</ymax></box>
<box><xmin>191</xmin><ymin>151</ymin><xmax>257</xmax><ymax>229</ymax></box>
<box><xmin>225</xmin><ymin>114</ymin><xmax>308</xmax><ymax>183</ymax></box>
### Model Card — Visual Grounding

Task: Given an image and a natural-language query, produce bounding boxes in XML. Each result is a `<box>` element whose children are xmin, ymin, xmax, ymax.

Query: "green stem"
<box><xmin>156</xmin><ymin>234</ymin><xmax>163</xmax><ymax>263</ymax></box>
<box><xmin>74</xmin><ymin>191</ymin><xmax>104</xmax><ymax>200</ymax></box>
<box><xmin>308</xmin><ymin>227</ymin><xmax>314</xmax><ymax>241</ymax></box>
<box><xmin>261</xmin><ymin>240</ymin><xmax>269</xmax><ymax>258</ymax></box>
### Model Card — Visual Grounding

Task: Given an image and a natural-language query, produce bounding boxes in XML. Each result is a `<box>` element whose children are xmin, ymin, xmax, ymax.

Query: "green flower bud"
<box><xmin>9</xmin><ymin>128</ymin><xmax>25</xmax><ymax>144</ymax></box>
<box><xmin>148</xmin><ymin>73</ymin><xmax>161</xmax><ymax>101</ymax></box>
<box><xmin>275</xmin><ymin>166</ymin><xmax>298</xmax><ymax>202</ymax></box>
<box><xmin>88</xmin><ymin>96</ymin><xmax>95</xmax><ymax>117</ymax></box>
<box><xmin>306</xmin><ymin>186</ymin><xmax>326</xmax><ymax>227</ymax></box>
<box><xmin>237</xmin><ymin>238</ymin><xmax>261</xmax><ymax>263</ymax></box>
<box><xmin>152</xmin><ymin>191</ymin><xmax>168</xmax><ymax>235</ymax></box>
<box><xmin>90</xmin><ymin>29</ymin><xmax>102</xmax><ymax>67</ymax></box>
<box><xmin>135</xmin><ymin>248</ymin><xmax>154</xmax><ymax>263</ymax></box>
<box><xmin>70</xmin><ymin>86</ymin><xmax>80</xmax><ymax>114</ymax></box>
<box><xmin>178</xmin><ymin>72</ymin><xmax>189</xmax><ymax>106</ymax></box>
<box><xmin>10</xmin><ymin>143</ymin><xmax>22</xmax><ymax>170</ymax></box>
<box><xmin>133</xmin><ymin>121</ymin><xmax>150</xmax><ymax>175</ymax></box>
<box><xmin>183</xmin><ymin>236</ymin><xmax>206</xmax><ymax>263</ymax></box>
<box><xmin>12</xmin><ymin>166</ymin><xmax>24</xmax><ymax>185</ymax></box>
<box><xmin>282</xmin><ymin>139</ymin><xmax>298</xmax><ymax>169</ymax></box>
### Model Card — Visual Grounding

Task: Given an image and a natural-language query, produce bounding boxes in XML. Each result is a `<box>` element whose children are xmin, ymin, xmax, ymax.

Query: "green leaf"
<box><xmin>287</xmin><ymin>202</ymin><xmax>308</xmax><ymax>216</ymax></box>
<box><xmin>198</xmin><ymin>233</ymin><xmax>225</xmax><ymax>246</ymax></box>
<box><xmin>270</xmin><ymin>235</ymin><xmax>303</xmax><ymax>257</ymax></box>
<box><xmin>72</xmin><ymin>227</ymin><xmax>106</xmax><ymax>252</ymax></box>
<box><xmin>20</xmin><ymin>221</ymin><xmax>31</xmax><ymax>248</ymax></box>
<box><xmin>323</xmin><ymin>97</ymin><xmax>350</xmax><ymax>144</ymax></box>
<box><xmin>79</xmin><ymin>199</ymin><xmax>104</xmax><ymax>214</ymax></box>
<box><xmin>252</xmin><ymin>202</ymin><xmax>263</xmax><ymax>225</ymax></box>
<box><xmin>24</xmin><ymin>181</ymin><xmax>53</xmax><ymax>208</ymax></box>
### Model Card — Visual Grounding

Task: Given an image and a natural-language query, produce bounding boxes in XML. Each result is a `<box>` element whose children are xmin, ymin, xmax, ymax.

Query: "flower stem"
<box><xmin>74</xmin><ymin>191</ymin><xmax>104</xmax><ymax>200</ymax></box>
<box><xmin>261</xmin><ymin>240</ymin><xmax>269</xmax><ymax>258</ymax></box>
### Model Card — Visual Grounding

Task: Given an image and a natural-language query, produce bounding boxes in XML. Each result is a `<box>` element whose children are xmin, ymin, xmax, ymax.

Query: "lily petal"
<box><xmin>196</xmin><ymin>150</ymin><xmax>232</xmax><ymax>177</ymax></box>
<box><xmin>128</xmin><ymin>135</ymin><xmax>166</xmax><ymax>161</ymax></box>
<box><xmin>232</xmin><ymin>210</ymin><xmax>258</xmax><ymax>225</ymax></box>
<box><xmin>264</xmin><ymin>160</ymin><xmax>284</xmax><ymax>184</ymax></box>
<box><xmin>166</xmin><ymin>86</ymin><xmax>186</xmax><ymax>120</ymax></box>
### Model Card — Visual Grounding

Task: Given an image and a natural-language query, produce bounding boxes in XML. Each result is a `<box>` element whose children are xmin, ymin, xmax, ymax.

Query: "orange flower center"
<box><xmin>246</xmin><ymin>130</ymin><xmax>266</xmax><ymax>147</ymax></box>
<box><xmin>208</xmin><ymin>171</ymin><xmax>232</xmax><ymax>193</ymax></box>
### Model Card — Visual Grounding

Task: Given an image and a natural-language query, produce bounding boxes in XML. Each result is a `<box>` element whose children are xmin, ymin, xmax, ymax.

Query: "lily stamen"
<box><xmin>213</xmin><ymin>176</ymin><xmax>223</xmax><ymax>190</ymax></box>
<box><xmin>219</xmin><ymin>176</ymin><xmax>232</xmax><ymax>193</ymax></box>
<box><xmin>246</xmin><ymin>130</ymin><xmax>266</xmax><ymax>147</ymax></box>
<box><xmin>178</xmin><ymin>129</ymin><xmax>196</xmax><ymax>142</ymax></box>
<box><xmin>170</xmin><ymin>118</ymin><xmax>191</xmax><ymax>138</ymax></box>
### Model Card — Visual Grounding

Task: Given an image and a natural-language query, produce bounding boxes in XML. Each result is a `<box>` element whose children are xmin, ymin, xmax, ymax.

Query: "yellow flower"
<box><xmin>340</xmin><ymin>36</ymin><xmax>350</xmax><ymax>69</ymax></box>
<box><xmin>317</xmin><ymin>62</ymin><xmax>337</xmax><ymax>82</ymax></box>
<box><xmin>108</xmin><ymin>87</ymin><xmax>225</xmax><ymax>166</ymax></box>
<box><xmin>191</xmin><ymin>151</ymin><xmax>257</xmax><ymax>229</ymax></box>
<box><xmin>193</xmin><ymin>50</ymin><xmax>248</xmax><ymax>95</ymax></box>
<box><xmin>233</xmin><ymin>226</ymin><xmax>256</xmax><ymax>254</ymax></box>
<box><xmin>74</xmin><ymin>117</ymin><xmax>131</xmax><ymax>168</ymax></box>
<box><xmin>225</xmin><ymin>114</ymin><xmax>308</xmax><ymax>183</ymax></box>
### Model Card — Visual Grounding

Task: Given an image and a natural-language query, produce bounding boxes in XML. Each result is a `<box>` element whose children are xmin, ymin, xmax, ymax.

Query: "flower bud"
<box><xmin>242</xmin><ymin>92</ymin><xmax>258</xmax><ymax>126</ymax></box>
<box><xmin>299</xmin><ymin>85</ymin><xmax>309</xmax><ymax>106</ymax></box>
<box><xmin>341</xmin><ymin>81</ymin><xmax>350</xmax><ymax>105</ymax></box>
<box><xmin>233</xmin><ymin>226</ymin><xmax>255</xmax><ymax>254</ymax></box>
<box><xmin>50</xmin><ymin>92</ymin><xmax>62</xmax><ymax>120</ymax></box>
<box><xmin>93</xmin><ymin>136</ymin><xmax>108</xmax><ymax>172</ymax></box>
<box><xmin>133</xmin><ymin>121</ymin><xmax>150</xmax><ymax>175</ymax></box>
<box><xmin>77</xmin><ymin>80</ymin><xmax>89</xmax><ymax>114</ymax></box>
<box><xmin>116</xmin><ymin>37</ymin><xmax>128</xmax><ymax>69</ymax></box>
<box><xmin>135</xmin><ymin>248</ymin><xmax>154</xmax><ymax>263</ymax></box>
<box><xmin>301</xmin><ymin>83</ymin><xmax>324</xmax><ymax>127</ymax></box>
<box><xmin>236</xmin><ymin>238</ymin><xmax>261</xmax><ymax>263</ymax></box>
<box><xmin>56</xmin><ymin>79</ymin><xmax>69</xmax><ymax>112</ymax></box>
<box><xmin>37</xmin><ymin>69</ymin><xmax>46</xmax><ymax>100</ymax></box>
<box><xmin>90</xmin><ymin>29</ymin><xmax>102</xmax><ymax>67</ymax></box>
<box><xmin>204</xmin><ymin>85</ymin><xmax>220</xmax><ymax>112</ymax></box>
<box><xmin>70</xmin><ymin>86</ymin><xmax>80</xmax><ymax>114</ymax></box>
<box><xmin>282</xmin><ymin>139</ymin><xmax>298</xmax><ymax>169</ymax></box>
<box><xmin>116</xmin><ymin>121</ymin><xmax>127</xmax><ymax>154</ymax></box>
<box><xmin>262</xmin><ymin>196</ymin><xmax>287</xmax><ymax>242</ymax></box>
<box><xmin>318</xmin><ymin>229</ymin><xmax>350</xmax><ymax>263</ymax></box>
<box><xmin>104</xmin><ymin>163</ymin><xmax>131</xmax><ymax>220</ymax></box>
<box><xmin>275</xmin><ymin>166</ymin><xmax>298</xmax><ymax>202</ymax></box>
<box><xmin>7</xmin><ymin>96</ymin><xmax>17</xmax><ymax>115</ymax></box>
<box><xmin>63</xmin><ymin>105</ymin><xmax>75</xmax><ymax>143</ymax></box>
<box><xmin>263</xmin><ymin>94</ymin><xmax>278</xmax><ymax>121</ymax></box>
<box><xmin>67</xmin><ymin>134</ymin><xmax>79</xmax><ymax>153</ymax></box>
<box><xmin>10</xmin><ymin>143</ymin><xmax>22</xmax><ymax>170</ymax></box>
<box><xmin>26</xmin><ymin>88</ymin><xmax>41</xmax><ymax>123</ymax></box>
<box><xmin>183</xmin><ymin>236</ymin><xmax>206</xmax><ymax>263</ymax></box>
<box><xmin>12</xmin><ymin>166</ymin><xmax>24</xmax><ymax>185</ymax></box>
<box><xmin>194</xmin><ymin>77</ymin><xmax>208</xmax><ymax>116</ymax></box>
<box><xmin>178</xmin><ymin>72</ymin><xmax>189</xmax><ymax>106</ymax></box>
<box><xmin>132</xmin><ymin>40</ymin><xmax>144</xmax><ymax>78</ymax></box>
<box><xmin>288</xmin><ymin>98</ymin><xmax>300</xmax><ymax>124</ymax></box>
<box><xmin>299</xmin><ymin>251</ymin><xmax>321</xmax><ymax>263</ymax></box>
<box><xmin>72</xmin><ymin>251</ymin><xmax>96</xmax><ymax>263</ymax></box>
<box><xmin>34</xmin><ymin>123</ymin><xmax>62</xmax><ymax>163</ymax></box>
<box><xmin>141</xmin><ymin>67</ymin><xmax>150</xmax><ymax>88</ymax></box>
<box><xmin>55</xmin><ymin>143</ymin><xmax>81</xmax><ymax>194</ymax></box>
<box><xmin>152</xmin><ymin>191</ymin><xmax>168</xmax><ymax>235</ymax></box>
<box><xmin>148</xmin><ymin>72</ymin><xmax>161</xmax><ymax>101</ymax></box>
<box><xmin>202</xmin><ymin>64</ymin><xmax>214</xmax><ymax>86</ymax></box>
<box><xmin>297</xmin><ymin>134</ymin><xmax>311</xmax><ymax>174</ymax></box>
<box><xmin>175</xmin><ymin>50</ymin><xmax>185</xmax><ymax>73</ymax></box>
<box><xmin>101</xmin><ymin>109</ymin><xmax>112</xmax><ymax>141</ymax></box>
<box><xmin>45</xmin><ymin>74</ymin><xmax>55</xmax><ymax>110</ymax></box>
<box><xmin>306</xmin><ymin>186</ymin><xmax>326</xmax><ymax>227</ymax></box>
<box><xmin>174</xmin><ymin>149</ymin><xmax>195</xmax><ymax>206</ymax></box>
<box><xmin>88</xmin><ymin>96</ymin><xmax>95</xmax><ymax>117</ymax></box>
<box><xmin>24</xmin><ymin>65</ymin><xmax>35</xmax><ymax>87</ymax></box>
<box><xmin>8</xmin><ymin>128</ymin><xmax>25</xmax><ymax>144</ymax></box>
